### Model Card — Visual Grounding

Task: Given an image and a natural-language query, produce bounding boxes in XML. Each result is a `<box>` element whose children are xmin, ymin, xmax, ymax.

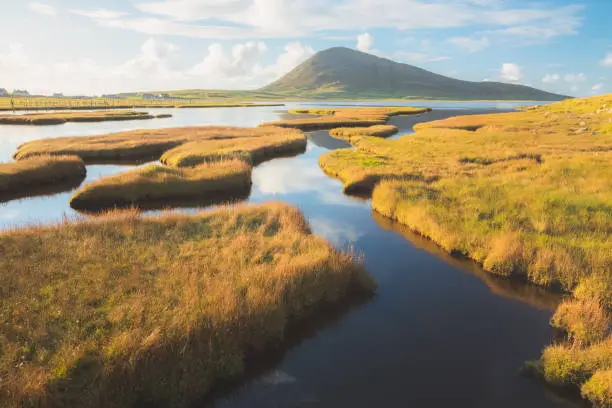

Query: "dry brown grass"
<box><xmin>0</xmin><ymin>155</ymin><xmax>86</xmax><ymax>200</ymax></box>
<box><xmin>261</xmin><ymin>107</ymin><xmax>430</xmax><ymax>130</ymax></box>
<box><xmin>0</xmin><ymin>202</ymin><xmax>374</xmax><ymax>408</ymax></box>
<box><xmin>160</xmin><ymin>131</ymin><xmax>306</xmax><ymax>167</ymax></box>
<box><xmin>0</xmin><ymin>111</ymin><xmax>153</xmax><ymax>125</ymax></box>
<box><xmin>329</xmin><ymin>125</ymin><xmax>398</xmax><ymax>141</ymax></box>
<box><xmin>70</xmin><ymin>160</ymin><xmax>252</xmax><ymax>211</ymax></box>
<box><xmin>14</xmin><ymin>126</ymin><xmax>305</xmax><ymax>164</ymax></box>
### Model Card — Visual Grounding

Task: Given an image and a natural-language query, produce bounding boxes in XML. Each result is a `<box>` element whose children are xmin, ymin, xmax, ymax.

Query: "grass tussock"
<box><xmin>262</xmin><ymin>106</ymin><xmax>430</xmax><ymax>130</ymax></box>
<box><xmin>160</xmin><ymin>130</ymin><xmax>306</xmax><ymax>167</ymax></box>
<box><xmin>70</xmin><ymin>159</ymin><xmax>252</xmax><ymax>211</ymax></box>
<box><xmin>329</xmin><ymin>125</ymin><xmax>398</xmax><ymax>141</ymax></box>
<box><xmin>14</xmin><ymin>126</ymin><xmax>305</xmax><ymax>164</ymax></box>
<box><xmin>0</xmin><ymin>155</ymin><xmax>86</xmax><ymax>200</ymax></box>
<box><xmin>0</xmin><ymin>202</ymin><xmax>375</xmax><ymax>408</ymax></box>
<box><xmin>0</xmin><ymin>111</ymin><xmax>153</xmax><ymax>125</ymax></box>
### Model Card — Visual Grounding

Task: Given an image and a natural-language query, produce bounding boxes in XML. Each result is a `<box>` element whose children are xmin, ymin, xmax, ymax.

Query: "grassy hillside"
<box><xmin>262</xmin><ymin>47</ymin><xmax>568</xmax><ymax>101</ymax></box>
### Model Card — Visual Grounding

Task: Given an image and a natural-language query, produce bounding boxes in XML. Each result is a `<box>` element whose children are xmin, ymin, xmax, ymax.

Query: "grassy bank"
<box><xmin>0</xmin><ymin>203</ymin><xmax>374</xmax><ymax>408</ymax></box>
<box><xmin>0</xmin><ymin>155</ymin><xmax>86</xmax><ymax>200</ymax></box>
<box><xmin>318</xmin><ymin>94</ymin><xmax>612</xmax><ymax>405</ymax></box>
<box><xmin>330</xmin><ymin>125</ymin><xmax>398</xmax><ymax>141</ymax></box>
<box><xmin>261</xmin><ymin>107</ymin><xmax>430</xmax><ymax>130</ymax></box>
<box><xmin>160</xmin><ymin>130</ymin><xmax>307</xmax><ymax>167</ymax></box>
<box><xmin>0</xmin><ymin>111</ymin><xmax>155</xmax><ymax>125</ymax></box>
<box><xmin>70</xmin><ymin>160</ymin><xmax>252</xmax><ymax>211</ymax></box>
<box><xmin>14</xmin><ymin>126</ymin><xmax>305</xmax><ymax>164</ymax></box>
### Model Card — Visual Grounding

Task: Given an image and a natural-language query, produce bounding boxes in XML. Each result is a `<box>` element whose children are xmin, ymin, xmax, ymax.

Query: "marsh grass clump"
<box><xmin>0</xmin><ymin>110</ymin><xmax>153</xmax><ymax>125</ymax></box>
<box><xmin>0</xmin><ymin>155</ymin><xmax>86</xmax><ymax>200</ymax></box>
<box><xmin>14</xmin><ymin>126</ymin><xmax>305</xmax><ymax>164</ymax></box>
<box><xmin>70</xmin><ymin>159</ymin><xmax>252</xmax><ymax>211</ymax></box>
<box><xmin>330</xmin><ymin>125</ymin><xmax>398</xmax><ymax>141</ymax></box>
<box><xmin>262</xmin><ymin>106</ymin><xmax>430</xmax><ymax>131</ymax></box>
<box><xmin>160</xmin><ymin>130</ymin><xmax>307</xmax><ymax>167</ymax></box>
<box><xmin>0</xmin><ymin>203</ymin><xmax>375</xmax><ymax>408</ymax></box>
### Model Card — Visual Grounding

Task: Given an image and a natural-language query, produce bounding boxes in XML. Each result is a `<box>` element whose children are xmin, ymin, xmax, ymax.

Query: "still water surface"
<box><xmin>0</xmin><ymin>102</ymin><xmax>580</xmax><ymax>407</ymax></box>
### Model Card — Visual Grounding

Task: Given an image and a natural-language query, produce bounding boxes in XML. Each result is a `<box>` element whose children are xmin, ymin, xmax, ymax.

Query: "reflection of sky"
<box><xmin>309</xmin><ymin>217</ymin><xmax>365</xmax><ymax>247</ymax></box>
<box><xmin>250</xmin><ymin>151</ymin><xmax>365</xmax><ymax>209</ymax></box>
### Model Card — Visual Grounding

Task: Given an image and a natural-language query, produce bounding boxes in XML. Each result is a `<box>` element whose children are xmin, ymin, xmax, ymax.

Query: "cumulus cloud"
<box><xmin>564</xmin><ymin>73</ymin><xmax>586</xmax><ymax>83</ymax></box>
<box><xmin>28</xmin><ymin>2</ymin><xmax>57</xmax><ymax>16</ymax></box>
<box><xmin>602</xmin><ymin>53</ymin><xmax>612</xmax><ymax>68</ymax></box>
<box><xmin>356</xmin><ymin>33</ymin><xmax>375</xmax><ymax>53</ymax></box>
<box><xmin>500</xmin><ymin>63</ymin><xmax>523</xmax><ymax>82</ymax></box>
<box><xmin>592</xmin><ymin>83</ymin><xmax>604</xmax><ymax>92</ymax></box>
<box><xmin>448</xmin><ymin>36</ymin><xmax>490</xmax><ymax>53</ymax></box>
<box><xmin>542</xmin><ymin>73</ymin><xmax>560</xmax><ymax>83</ymax></box>
<box><xmin>0</xmin><ymin>39</ymin><xmax>314</xmax><ymax>94</ymax></box>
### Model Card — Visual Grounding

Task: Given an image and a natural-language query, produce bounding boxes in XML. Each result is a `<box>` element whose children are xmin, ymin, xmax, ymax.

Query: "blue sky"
<box><xmin>1</xmin><ymin>0</ymin><xmax>611</xmax><ymax>95</ymax></box>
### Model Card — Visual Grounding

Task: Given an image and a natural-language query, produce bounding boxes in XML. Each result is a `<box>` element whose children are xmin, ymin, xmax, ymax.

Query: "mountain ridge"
<box><xmin>261</xmin><ymin>47</ymin><xmax>568</xmax><ymax>101</ymax></box>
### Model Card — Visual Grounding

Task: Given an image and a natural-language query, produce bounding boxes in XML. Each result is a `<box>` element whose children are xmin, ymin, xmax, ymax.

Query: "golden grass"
<box><xmin>14</xmin><ymin>126</ymin><xmax>305</xmax><ymax>164</ymax></box>
<box><xmin>261</xmin><ymin>106</ymin><xmax>430</xmax><ymax>130</ymax></box>
<box><xmin>0</xmin><ymin>110</ymin><xmax>153</xmax><ymax>125</ymax></box>
<box><xmin>0</xmin><ymin>155</ymin><xmax>86</xmax><ymax>200</ymax></box>
<box><xmin>329</xmin><ymin>125</ymin><xmax>398</xmax><ymax>141</ymax></box>
<box><xmin>0</xmin><ymin>202</ymin><xmax>375</xmax><ymax>408</ymax></box>
<box><xmin>316</xmin><ymin>94</ymin><xmax>612</xmax><ymax>406</ymax></box>
<box><xmin>160</xmin><ymin>131</ymin><xmax>307</xmax><ymax>167</ymax></box>
<box><xmin>70</xmin><ymin>160</ymin><xmax>252</xmax><ymax>211</ymax></box>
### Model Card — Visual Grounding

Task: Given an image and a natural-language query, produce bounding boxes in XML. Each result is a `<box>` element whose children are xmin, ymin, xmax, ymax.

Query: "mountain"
<box><xmin>261</xmin><ymin>47</ymin><xmax>567</xmax><ymax>101</ymax></box>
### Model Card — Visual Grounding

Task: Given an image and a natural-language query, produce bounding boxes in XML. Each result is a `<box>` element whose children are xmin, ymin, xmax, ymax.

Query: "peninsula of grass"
<box><xmin>330</xmin><ymin>125</ymin><xmax>398</xmax><ymax>141</ymax></box>
<box><xmin>0</xmin><ymin>110</ymin><xmax>154</xmax><ymax>125</ymax></box>
<box><xmin>0</xmin><ymin>155</ymin><xmax>86</xmax><ymax>201</ymax></box>
<box><xmin>0</xmin><ymin>203</ymin><xmax>374</xmax><ymax>408</ymax></box>
<box><xmin>160</xmin><ymin>130</ymin><xmax>307</xmax><ymax>167</ymax></box>
<box><xmin>70</xmin><ymin>160</ymin><xmax>252</xmax><ymax>211</ymax></box>
<box><xmin>261</xmin><ymin>106</ymin><xmax>430</xmax><ymax>131</ymax></box>
<box><xmin>318</xmin><ymin>94</ymin><xmax>612</xmax><ymax>405</ymax></box>
<box><xmin>14</xmin><ymin>126</ymin><xmax>305</xmax><ymax>164</ymax></box>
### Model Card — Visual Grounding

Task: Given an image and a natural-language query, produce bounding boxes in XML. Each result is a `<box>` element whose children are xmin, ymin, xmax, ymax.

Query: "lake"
<box><xmin>0</xmin><ymin>102</ymin><xmax>580</xmax><ymax>408</ymax></box>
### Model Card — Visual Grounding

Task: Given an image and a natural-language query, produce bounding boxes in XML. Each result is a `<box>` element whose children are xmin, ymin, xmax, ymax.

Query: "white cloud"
<box><xmin>448</xmin><ymin>36</ymin><xmax>490</xmax><ymax>53</ymax></box>
<box><xmin>190</xmin><ymin>41</ymin><xmax>314</xmax><ymax>87</ymax></box>
<box><xmin>356</xmin><ymin>33</ymin><xmax>375</xmax><ymax>53</ymax></box>
<box><xmin>28</xmin><ymin>2</ymin><xmax>57</xmax><ymax>16</ymax></box>
<box><xmin>0</xmin><ymin>39</ymin><xmax>313</xmax><ymax>94</ymax></box>
<box><xmin>274</xmin><ymin>42</ymin><xmax>315</xmax><ymax>76</ymax></box>
<box><xmin>602</xmin><ymin>53</ymin><xmax>612</xmax><ymax>68</ymax></box>
<box><xmin>542</xmin><ymin>73</ymin><xmax>560</xmax><ymax>84</ymax></box>
<box><xmin>500</xmin><ymin>63</ymin><xmax>523</xmax><ymax>82</ymax></box>
<box><xmin>564</xmin><ymin>73</ymin><xmax>586</xmax><ymax>83</ymax></box>
<box><xmin>70</xmin><ymin>8</ymin><xmax>127</xmax><ymax>20</ymax></box>
<box><xmin>70</xmin><ymin>1</ymin><xmax>583</xmax><ymax>42</ymax></box>
<box><xmin>592</xmin><ymin>83</ymin><xmax>604</xmax><ymax>92</ymax></box>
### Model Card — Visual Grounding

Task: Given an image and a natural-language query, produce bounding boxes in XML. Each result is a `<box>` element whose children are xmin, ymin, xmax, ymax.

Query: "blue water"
<box><xmin>0</xmin><ymin>102</ymin><xmax>579</xmax><ymax>408</ymax></box>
